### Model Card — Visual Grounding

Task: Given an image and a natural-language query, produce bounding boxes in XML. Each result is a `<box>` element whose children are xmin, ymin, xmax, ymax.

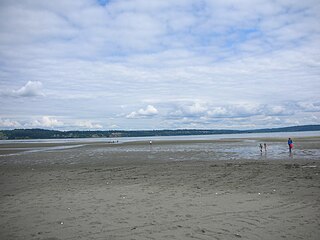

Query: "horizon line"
<box><xmin>2</xmin><ymin>124</ymin><xmax>320</xmax><ymax>132</ymax></box>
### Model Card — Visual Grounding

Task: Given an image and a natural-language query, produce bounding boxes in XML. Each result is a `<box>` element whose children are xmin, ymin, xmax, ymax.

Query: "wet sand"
<box><xmin>0</xmin><ymin>138</ymin><xmax>319</xmax><ymax>240</ymax></box>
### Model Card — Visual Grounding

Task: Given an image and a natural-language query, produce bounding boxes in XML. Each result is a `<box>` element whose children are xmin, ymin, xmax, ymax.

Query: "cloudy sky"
<box><xmin>0</xmin><ymin>0</ymin><xmax>319</xmax><ymax>130</ymax></box>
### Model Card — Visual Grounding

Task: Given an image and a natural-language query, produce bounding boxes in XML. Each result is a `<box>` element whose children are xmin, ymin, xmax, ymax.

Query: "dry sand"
<box><xmin>0</xmin><ymin>139</ymin><xmax>319</xmax><ymax>240</ymax></box>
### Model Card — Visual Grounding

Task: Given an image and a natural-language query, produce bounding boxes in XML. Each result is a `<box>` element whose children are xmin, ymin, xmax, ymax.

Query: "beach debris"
<box><xmin>258</xmin><ymin>192</ymin><xmax>261</xmax><ymax>195</ymax></box>
<box><xmin>301</xmin><ymin>165</ymin><xmax>317</xmax><ymax>168</ymax></box>
<box><xmin>3</xmin><ymin>194</ymin><xmax>14</xmax><ymax>197</ymax></box>
<box><xmin>285</xmin><ymin>163</ymin><xmax>300</xmax><ymax>169</ymax></box>
<box><xmin>235</xmin><ymin>233</ymin><xmax>242</xmax><ymax>238</ymax></box>
<box><xmin>273</xmin><ymin>189</ymin><xmax>276</xmax><ymax>192</ymax></box>
<box><xmin>210</xmin><ymin>164</ymin><xmax>218</xmax><ymax>167</ymax></box>
<box><xmin>60</xmin><ymin>221</ymin><xmax>64</xmax><ymax>225</ymax></box>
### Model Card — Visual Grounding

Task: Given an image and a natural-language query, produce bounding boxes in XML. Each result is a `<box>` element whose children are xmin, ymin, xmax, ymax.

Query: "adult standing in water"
<box><xmin>288</xmin><ymin>138</ymin><xmax>293</xmax><ymax>152</ymax></box>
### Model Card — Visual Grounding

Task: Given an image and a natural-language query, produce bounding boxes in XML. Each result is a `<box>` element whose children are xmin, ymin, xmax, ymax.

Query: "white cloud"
<box><xmin>297</xmin><ymin>102</ymin><xmax>320</xmax><ymax>112</ymax></box>
<box><xmin>170</xmin><ymin>101</ymin><xmax>263</xmax><ymax>119</ymax></box>
<box><xmin>31</xmin><ymin>116</ymin><xmax>63</xmax><ymax>128</ymax></box>
<box><xmin>0</xmin><ymin>118</ymin><xmax>21</xmax><ymax>128</ymax></box>
<box><xmin>109</xmin><ymin>124</ymin><xmax>120</xmax><ymax>129</ymax></box>
<box><xmin>127</xmin><ymin>105</ymin><xmax>159</xmax><ymax>118</ymax></box>
<box><xmin>207</xmin><ymin>107</ymin><xmax>229</xmax><ymax>118</ymax></box>
<box><xmin>164</xmin><ymin>101</ymin><xmax>303</xmax><ymax>128</ymax></box>
<box><xmin>263</xmin><ymin>105</ymin><xmax>293</xmax><ymax>116</ymax></box>
<box><xmin>73</xmin><ymin>120</ymin><xmax>103</xmax><ymax>129</ymax></box>
<box><xmin>187</xmin><ymin>102</ymin><xmax>208</xmax><ymax>115</ymax></box>
<box><xmin>2</xmin><ymin>81</ymin><xmax>44</xmax><ymax>97</ymax></box>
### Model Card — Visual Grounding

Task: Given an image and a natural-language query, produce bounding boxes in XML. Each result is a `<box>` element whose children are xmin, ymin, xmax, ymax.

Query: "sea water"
<box><xmin>1</xmin><ymin>130</ymin><xmax>320</xmax><ymax>144</ymax></box>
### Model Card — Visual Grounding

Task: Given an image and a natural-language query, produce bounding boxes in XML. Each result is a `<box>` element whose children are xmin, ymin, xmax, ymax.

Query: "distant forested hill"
<box><xmin>0</xmin><ymin>125</ymin><xmax>319</xmax><ymax>140</ymax></box>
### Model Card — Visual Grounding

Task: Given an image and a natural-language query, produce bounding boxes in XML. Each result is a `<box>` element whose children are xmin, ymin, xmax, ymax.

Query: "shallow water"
<box><xmin>0</xmin><ymin>136</ymin><xmax>319</xmax><ymax>165</ymax></box>
<box><xmin>92</xmin><ymin>140</ymin><xmax>320</xmax><ymax>161</ymax></box>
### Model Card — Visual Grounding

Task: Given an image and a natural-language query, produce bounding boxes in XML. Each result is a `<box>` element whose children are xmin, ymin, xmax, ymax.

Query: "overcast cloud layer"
<box><xmin>0</xmin><ymin>0</ymin><xmax>319</xmax><ymax>130</ymax></box>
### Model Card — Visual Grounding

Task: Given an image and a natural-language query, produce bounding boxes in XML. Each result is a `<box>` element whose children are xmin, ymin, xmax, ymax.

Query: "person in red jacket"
<box><xmin>288</xmin><ymin>138</ymin><xmax>293</xmax><ymax>152</ymax></box>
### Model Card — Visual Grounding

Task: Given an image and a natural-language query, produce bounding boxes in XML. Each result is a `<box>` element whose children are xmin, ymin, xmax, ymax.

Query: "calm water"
<box><xmin>0</xmin><ymin>131</ymin><xmax>319</xmax><ymax>164</ymax></box>
<box><xmin>1</xmin><ymin>130</ymin><xmax>320</xmax><ymax>144</ymax></box>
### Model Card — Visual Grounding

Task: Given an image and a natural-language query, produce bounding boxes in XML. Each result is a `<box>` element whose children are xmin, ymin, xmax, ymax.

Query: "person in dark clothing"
<box><xmin>259</xmin><ymin>143</ymin><xmax>263</xmax><ymax>153</ymax></box>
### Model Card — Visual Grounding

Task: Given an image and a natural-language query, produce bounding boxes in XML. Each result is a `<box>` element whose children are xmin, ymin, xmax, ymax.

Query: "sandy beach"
<box><xmin>0</xmin><ymin>137</ymin><xmax>319</xmax><ymax>240</ymax></box>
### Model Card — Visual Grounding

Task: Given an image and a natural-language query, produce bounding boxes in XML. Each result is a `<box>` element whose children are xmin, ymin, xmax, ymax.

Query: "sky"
<box><xmin>0</xmin><ymin>0</ymin><xmax>320</xmax><ymax>130</ymax></box>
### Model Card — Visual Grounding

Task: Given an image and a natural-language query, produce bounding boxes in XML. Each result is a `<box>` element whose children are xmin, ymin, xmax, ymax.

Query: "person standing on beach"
<box><xmin>259</xmin><ymin>143</ymin><xmax>263</xmax><ymax>153</ymax></box>
<box><xmin>288</xmin><ymin>138</ymin><xmax>293</xmax><ymax>152</ymax></box>
<box><xmin>264</xmin><ymin>143</ymin><xmax>267</xmax><ymax>152</ymax></box>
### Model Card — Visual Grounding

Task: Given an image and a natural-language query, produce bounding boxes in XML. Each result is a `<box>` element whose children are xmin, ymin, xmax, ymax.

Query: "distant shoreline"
<box><xmin>0</xmin><ymin>124</ymin><xmax>320</xmax><ymax>140</ymax></box>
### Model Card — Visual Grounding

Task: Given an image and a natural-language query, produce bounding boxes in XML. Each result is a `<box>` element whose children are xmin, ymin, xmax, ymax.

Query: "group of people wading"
<box><xmin>259</xmin><ymin>138</ymin><xmax>294</xmax><ymax>154</ymax></box>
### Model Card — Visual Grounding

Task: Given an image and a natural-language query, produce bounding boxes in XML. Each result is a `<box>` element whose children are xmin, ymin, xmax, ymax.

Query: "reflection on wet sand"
<box><xmin>0</xmin><ymin>136</ymin><xmax>319</xmax><ymax>164</ymax></box>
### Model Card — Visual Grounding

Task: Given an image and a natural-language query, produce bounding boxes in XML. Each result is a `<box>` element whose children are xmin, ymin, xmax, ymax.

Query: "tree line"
<box><xmin>0</xmin><ymin>125</ymin><xmax>319</xmax><ymax>140</ymax></box>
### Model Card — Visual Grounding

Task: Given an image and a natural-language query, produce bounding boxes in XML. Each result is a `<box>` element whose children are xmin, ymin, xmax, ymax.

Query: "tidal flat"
<box><xmin>0</xmin><ymin>137</ymin><xmax>319</xmax><ymax>240</ymax></box>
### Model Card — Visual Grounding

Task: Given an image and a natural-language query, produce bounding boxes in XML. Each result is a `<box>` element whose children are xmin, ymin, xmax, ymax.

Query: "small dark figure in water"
<box><xmin>264</xmin><ymin>143</ymin><xmax>267</xmax><ymax>152</ymax></box>
<box><xmin>259</xmin><ymin>143</ymin><xmax>263</xmax><ymax>153</ymax></box>
<box><xmin>288</xmin><ymin>138</ymin><xmax>293</xmax><ymax>152</ymax></box>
